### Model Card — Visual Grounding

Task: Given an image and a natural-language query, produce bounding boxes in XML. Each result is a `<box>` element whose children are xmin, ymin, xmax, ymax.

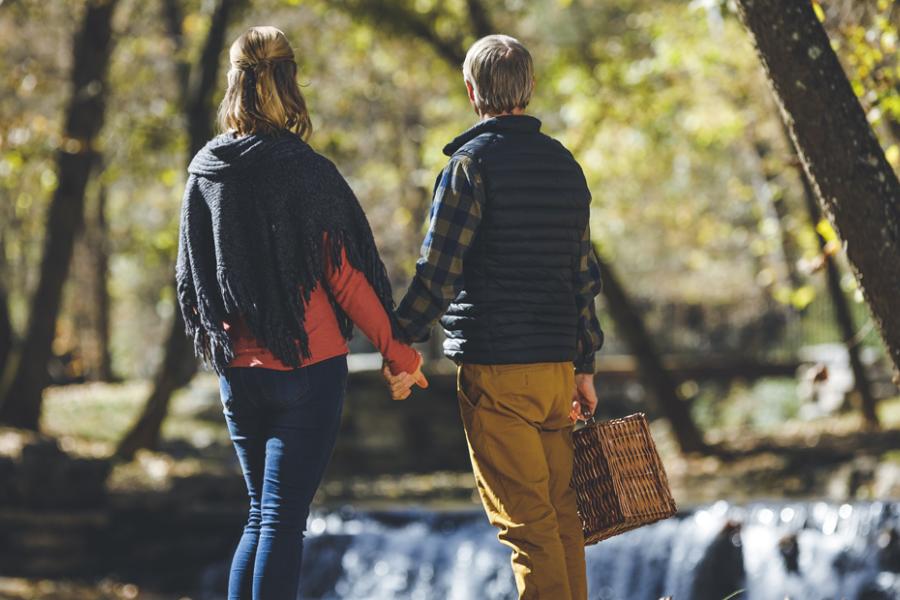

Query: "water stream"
<box><xmin>276</xmin><ymin>501</ymin><xmax>900</xmax><ymax>600</ymax></box>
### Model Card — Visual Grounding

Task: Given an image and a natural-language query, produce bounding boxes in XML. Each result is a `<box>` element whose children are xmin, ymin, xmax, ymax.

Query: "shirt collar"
<box><xmin>443</xmin><ymin>114</ymin><xmax>542</xmax><ymax>156</ymax></box>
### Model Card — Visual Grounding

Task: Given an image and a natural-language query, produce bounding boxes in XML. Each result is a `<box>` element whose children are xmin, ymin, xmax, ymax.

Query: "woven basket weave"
<box><xmin>572</xmin><ymin>412</ymin><xmax>677</xmax><ymax>545</ymax></box>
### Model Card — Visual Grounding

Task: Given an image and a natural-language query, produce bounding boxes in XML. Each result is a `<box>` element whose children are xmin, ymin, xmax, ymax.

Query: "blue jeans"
<box><xmin>218</xmin><ymin>355</ymin><xmax>348</xmax><ymax>600</ymax></box>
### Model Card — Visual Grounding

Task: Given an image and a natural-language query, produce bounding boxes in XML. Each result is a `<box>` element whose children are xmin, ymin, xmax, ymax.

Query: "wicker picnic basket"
<box><xmin>571</xmin><ymin>412</ymin><xmax>677</xmax><ymax>545</ymax></box>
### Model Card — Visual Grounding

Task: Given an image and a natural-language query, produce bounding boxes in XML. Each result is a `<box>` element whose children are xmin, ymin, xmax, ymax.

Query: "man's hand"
<box><xmin>570</xmin><ymin>373</ymin><xmax>598</xmax><ymax>422</ymax></box>
<box><xmin>381</xmin><ymin>355</ymin><xmax>429</xmax><ymax>400</ymax></box>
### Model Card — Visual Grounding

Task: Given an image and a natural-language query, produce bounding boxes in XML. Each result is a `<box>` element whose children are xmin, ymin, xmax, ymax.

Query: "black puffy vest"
<box><xmin>439</xmin><ymin>115</ymin><xmax>591</xmax><ymax>365</ymax></box>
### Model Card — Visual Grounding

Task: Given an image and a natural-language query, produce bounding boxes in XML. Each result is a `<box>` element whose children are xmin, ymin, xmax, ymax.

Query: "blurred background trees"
<box><xmin>0</xmin><ymin>0</ymin><xmax>897</xmax><ymax>453</ymax></box>
<box><xmin>0</xmin><ymin>0</ymin><xmax>119</xmax><ymax>428</ymax></box>
<box><xmin>115</xmin><ymin>0</ymin><xmax>246</xmax><ymax>460</ymax></box>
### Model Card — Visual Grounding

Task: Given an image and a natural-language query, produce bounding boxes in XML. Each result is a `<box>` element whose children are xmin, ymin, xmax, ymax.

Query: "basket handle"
<box><xmin>581</xmin><ymin>411</ymin><xmax>595</xmax><ymax>424</ymax></box>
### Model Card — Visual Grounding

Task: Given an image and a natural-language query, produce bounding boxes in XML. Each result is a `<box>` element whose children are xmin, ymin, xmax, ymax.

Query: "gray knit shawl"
<box><xmin>176</xmin><ymin>131</ymin><xmax>400</xmax><ymax>374</ymax></box>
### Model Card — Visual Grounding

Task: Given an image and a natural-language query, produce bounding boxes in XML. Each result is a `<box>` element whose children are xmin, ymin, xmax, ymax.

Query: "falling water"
<box><xmin>286</xmin><ymin>501</ymin><xmax>900</xmax><ymax>600</ymax></box>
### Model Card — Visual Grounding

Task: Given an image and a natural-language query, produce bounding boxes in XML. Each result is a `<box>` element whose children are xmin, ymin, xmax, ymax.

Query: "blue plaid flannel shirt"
<box><xmin>395</xmin><ymin>155</ymin><xmax>604</xmax><ymax>373</ymax></box>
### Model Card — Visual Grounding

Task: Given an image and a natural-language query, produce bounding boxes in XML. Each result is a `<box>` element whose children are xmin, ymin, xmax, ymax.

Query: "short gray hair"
<box><xmin>463</xmin><ymin>35</ymin><xmax>534</xmax><ymax>116</ymax></box>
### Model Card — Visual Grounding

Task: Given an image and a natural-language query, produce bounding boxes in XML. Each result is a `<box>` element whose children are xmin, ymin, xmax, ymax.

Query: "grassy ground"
<box><xmin>41</xmin><ymin>376</ymin><xmax>228</xmax><ymax>457</ymax></box>
<box><xmin>36</xmin><ymin>375</ymin><xmax>900</xmax><ymax>506</ymax></box>
<box><xmin>42</xmin><ymin>374</ymin><xmax>900</xmax><ymax>456</ymax></box>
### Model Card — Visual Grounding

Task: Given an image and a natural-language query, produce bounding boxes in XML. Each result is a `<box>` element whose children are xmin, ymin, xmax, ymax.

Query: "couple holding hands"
<box><xmin>177</xmin><ymin>25</ymin><xmax>603</xmax><ymax>600</ymax></box>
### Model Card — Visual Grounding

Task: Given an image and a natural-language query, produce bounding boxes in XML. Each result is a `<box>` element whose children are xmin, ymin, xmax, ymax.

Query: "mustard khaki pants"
<box><xmin>457</xmin><ymin>362</ymin><xmax>587</xmax><ymax>600</ymax></box>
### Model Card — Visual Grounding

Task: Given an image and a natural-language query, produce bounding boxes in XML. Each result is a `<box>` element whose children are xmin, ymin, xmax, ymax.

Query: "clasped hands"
<box><xmin>383</xmin><ymin>355</ymin><xmax>599</xmax><ymax>424</ymax></box>
<box><xmin>381</xmin><ymin>353</ymin><xmax>429</xmax><ymax>400</ymax></box>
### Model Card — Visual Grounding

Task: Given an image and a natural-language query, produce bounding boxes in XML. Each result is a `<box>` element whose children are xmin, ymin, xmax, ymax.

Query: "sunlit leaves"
<box><xmin>816</xmin><ymin>218</ymin><xmax>839</xmax><ymax>244</ymax></box>
<box><xmin>2</xmin><ymin>0</ymin><xmax>893</xmax><ymax>373</ymax></box>
<box><xmin>528</xmin><ymin>0</ymin><xmax>776</xmax><ymax>302</ymax></box>
<box><xmin>39</xmin><ymin>168</ymin><xmax>57</xmax><ymax>193</ymax></box>
<box><xmin>0</xmin><ymin>151</ymin><xmax>24</xmax><ymax>180</ymax></box>
<box><xmin>182</xmin><ymin>12</ymin><xmax>208</xmax><ymax>37</ymax></box>
<box><xmin>812</xmin><ymin>2</ymin><xmax>826</xmax><ymax>23</ymax></box>
<box><xmin>886</xmin><ymin>144</ymin><xmax>900</xmax><ymax>168</ymax></box>
<box><xmin>827</xmin><ymin>2</ymin><xmax>900</xmax><ymax>130</ymax></box>
<box><xmin>774</xmin><ymin>284</ymin><xmax>817</xmax><ymax>310</ymax></box>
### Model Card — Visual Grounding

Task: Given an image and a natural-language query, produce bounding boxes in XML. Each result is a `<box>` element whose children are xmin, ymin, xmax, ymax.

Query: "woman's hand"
<box><xmin>382</xmin><ymin>354</ymin><xmax>429</xmax><ymax>400</ymax></box>
<box><xmin>570</xmin><ymin>373</ymin><xmax>598</xmax><ymax>422</ymax></box>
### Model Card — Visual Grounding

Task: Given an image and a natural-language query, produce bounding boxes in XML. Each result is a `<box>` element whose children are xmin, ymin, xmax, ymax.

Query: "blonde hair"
<box><xmin>463</xmin><ymin>35</ymin><xmax>534</xmax><ymax>116</ymax></box>
<box><xmin>217</xmin><ymin>26</ymin><xmax>312</xmax><ymax>139</ymax></box>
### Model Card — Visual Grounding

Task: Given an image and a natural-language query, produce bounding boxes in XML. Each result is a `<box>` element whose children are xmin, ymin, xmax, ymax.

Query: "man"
<box><xmin>386</xmin><ymin>34</ymin><xmax>604</xmax><ymax>600</ymax></box>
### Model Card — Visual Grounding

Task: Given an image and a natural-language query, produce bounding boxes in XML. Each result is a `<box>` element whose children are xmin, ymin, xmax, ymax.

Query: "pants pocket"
<box><xmin>457</xmin><ymin>366</ymin><xmax>480</xmax><ymax>411</ymax></box>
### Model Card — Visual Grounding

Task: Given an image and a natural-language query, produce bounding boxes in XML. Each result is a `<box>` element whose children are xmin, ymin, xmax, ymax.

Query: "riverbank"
<box><xmin>35</xmin><ymin>374</ymin><xmax>900</xmax><ymax>507</ymax></box>
<box><xmin>1</xmin><ymin>376</ymin><xmax>899</xmax><ymax>598</ymax></box>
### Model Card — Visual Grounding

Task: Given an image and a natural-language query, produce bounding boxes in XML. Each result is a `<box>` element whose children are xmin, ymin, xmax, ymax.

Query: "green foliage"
<box><xmin>824</xmin><ymin>0</ymin><xmax>900</xmax><ymax>168</ymax></box>
<box><xmin>0</xmin><ymin>0</ymin><xmax>894</xmax><ymax>377</ymax></box>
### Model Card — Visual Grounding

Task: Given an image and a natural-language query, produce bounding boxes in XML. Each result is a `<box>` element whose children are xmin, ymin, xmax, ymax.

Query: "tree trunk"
<box><xmin>594</xmin><ymin>249</ymin><xmax>708</xmax><ymax>454</ymax></box>
<box><xmin>747</xmin><ymin>141</ymin><xmax>806</xmax><ymax>295</ymax></box>
<box><xmin>736</xmin><ymin>1</ymin><xmax>900</xmax><ymax>375</ymax></box>
<box><xmin>116</xmin><ymin>0</ymin><xmax>243</xmax><ymax>459</ymax></box>
<box><xmin>773</xmin><ymin>113</ymin><xmax>880</xmax><ymax>425</ymax></box>
<box><xmin>0</xmin><ymin>228</ymin><xmax>11</xmax><ymax>379</ymax></box>
<box><xmin>0</xmin><ymin>0</ymin><xmax>118</xmax><ymax>429</ymax></box>
<box><xmin>0</xmin><ymin>280</ymin><xmax>11</xmax><ymax>381</ymax></box>
<box><xmin>91</xmin><ymin>170</ymin><xmax>115</xmax><ymax>382</ymax></box>
<box><xmin>115</xmin><ymin>309</ymin><xmax>198</xmax><ymax>458</ymax></box>
<box><xmin>797</xmin><ymin>167</ymin><xmax>879</xmax><ymax>427</ymax></box>
<box><xmin>338</xmin><ymin>0</ymin><xmax>466</xmax><ymax>65</ymax></box>
<box><xmin>465</xmin><ymin>0</ymin><xmax>493</xmax><ymax>39</ymax></box>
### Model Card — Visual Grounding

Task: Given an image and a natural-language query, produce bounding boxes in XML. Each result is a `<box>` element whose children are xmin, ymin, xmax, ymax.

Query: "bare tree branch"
<box><xmin>465</xmin><ymin>0</ymin><xmax>493</xmax><ymax>39</ymax></box>
<box><xmin>338</xmin><ymin>0</ymin><xmax>466</xmax><ymax>66</ymax></box>
<box><xmin>336</xmin><ymin>0</ymin><xmax>500</xmax><ymax>67</ymax></box>
<box><xmin>161</xmin><ymin>0</ymin><xmax>190</xmax><ymax>101</ymax></box>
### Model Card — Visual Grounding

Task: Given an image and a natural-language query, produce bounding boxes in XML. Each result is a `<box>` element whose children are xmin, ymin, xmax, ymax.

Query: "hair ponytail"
<box><xmin>218</xmin><ymin>26</ymin><xmax>312</xmax><ymax>139</ymax></box>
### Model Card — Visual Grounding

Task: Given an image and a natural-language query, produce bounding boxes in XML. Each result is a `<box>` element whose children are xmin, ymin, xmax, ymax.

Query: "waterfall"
<box><xmin>284</xmin><ymin>501</ymin><xmax>900</xmax><ymax>600</ymax></box>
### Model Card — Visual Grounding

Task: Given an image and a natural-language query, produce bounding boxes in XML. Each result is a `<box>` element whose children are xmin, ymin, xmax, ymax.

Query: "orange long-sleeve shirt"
<box><xmin>223</xmin><ymin>246</ymin><xmax>418</xmax><ymax>375</ymax></box>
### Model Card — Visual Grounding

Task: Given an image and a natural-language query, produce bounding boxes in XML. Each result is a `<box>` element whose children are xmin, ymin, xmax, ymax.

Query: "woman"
<box><xmin>175</xmin><ymin>26</ymin><xmax>425</xmax><ymax>599</ymax></box>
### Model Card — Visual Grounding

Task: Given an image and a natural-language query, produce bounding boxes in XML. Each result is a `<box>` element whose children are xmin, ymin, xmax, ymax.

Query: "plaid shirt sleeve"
<box><xmin>395</xmin><ymin>155</ymin><xmax>483</xmax><ymax>342</ymax></box>
<box><xmin>574</xmin><ymin>222</ymin><xmax>604</xmax><ymax>373</ymax></box>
